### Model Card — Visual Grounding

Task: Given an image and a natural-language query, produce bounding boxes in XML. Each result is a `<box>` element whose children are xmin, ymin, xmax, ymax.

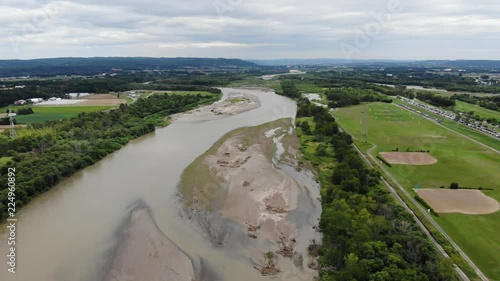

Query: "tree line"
<box><xmin>325</xmin><ymin>87</ymin><xmax>392</xmax><ymax>108</ymax></box>
<box><xmin>416</xmin><ymin>92</ymin><xmax>456</xmax><ymax>107</ymax></box>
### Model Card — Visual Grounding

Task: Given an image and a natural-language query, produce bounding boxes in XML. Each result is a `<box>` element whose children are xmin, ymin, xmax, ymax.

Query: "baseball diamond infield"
<box><xmin>380</xmin><ymin>152</ymin><xmax>438</xmax><ymax>165</ymax></box>
<box><xmin>417</xmin><ymin>189</ymin><xmax>500</xmax><ymax>215</ymax></box>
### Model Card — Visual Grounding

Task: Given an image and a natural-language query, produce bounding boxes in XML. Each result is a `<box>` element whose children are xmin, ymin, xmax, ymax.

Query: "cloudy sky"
<box><xmin>1</xmin><ymin>0</ymin><xmax>499</xmax><ymax>60</ymax></box>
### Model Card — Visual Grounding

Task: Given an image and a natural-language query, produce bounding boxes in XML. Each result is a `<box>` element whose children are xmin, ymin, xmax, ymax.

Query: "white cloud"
<box><xmin>0</xmin><ymin>0</ymin><xmax>499</xmax><ymax>59</ymax></box>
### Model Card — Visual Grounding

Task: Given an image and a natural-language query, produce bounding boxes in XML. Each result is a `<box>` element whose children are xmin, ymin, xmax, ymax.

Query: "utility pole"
<box><xmin>8</xmin><ymin>108</ymin><xmax>16</xmax><ymax>138</ymax></box>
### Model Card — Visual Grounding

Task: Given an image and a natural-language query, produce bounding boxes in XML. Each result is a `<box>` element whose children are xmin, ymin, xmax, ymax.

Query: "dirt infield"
<box><xmin>80</xmin><ymin>94</ymin><xmax>126</xmax><ymax>106</ymax></box>
<box><xmin>417</xmin><ymin>189</ymin><xmax>499</xmax><ymax>214</ymax></box>
<box><xmin>380</xmin><ymin>152</ymin><xmax>437</xmax><ymax>165</ymax></box>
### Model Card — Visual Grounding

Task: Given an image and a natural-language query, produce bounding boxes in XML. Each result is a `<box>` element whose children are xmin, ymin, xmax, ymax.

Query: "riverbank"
<box><xmin>179</xmin><ymin>118</ymin><xmax>321</xmax><ymax>279</ymax></box>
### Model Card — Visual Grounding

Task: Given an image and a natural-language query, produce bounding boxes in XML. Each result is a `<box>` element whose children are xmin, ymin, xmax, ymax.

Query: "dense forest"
<box><xmin>415</xmin><ymin>92</ymin><xmax>456</xmax><ymax>107</ymax></box>
<box><xmin>286</xmin><ymin>90</ymin><xmax>457</xmax><ymax>280</ymax></box>
<box><xmin>0</xmin><ymin>93</ymin><xmax>219</xmax><ymax>222</ymax></box>
<box><xmin>325</xmin><ymin>87</ymin><xmax>392</xmax><ymax>107</ymax></box>
<box><xmin>284</xmin><ymin>69</ymin><xmax>500</xmax><ymax>94</ymax></box>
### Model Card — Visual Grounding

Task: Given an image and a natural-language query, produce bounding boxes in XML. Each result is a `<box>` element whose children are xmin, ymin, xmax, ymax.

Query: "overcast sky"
<box><xmin>1</xmin><ymin>0</ymin><xmax>499</xmax><ymax>60</ymax></box>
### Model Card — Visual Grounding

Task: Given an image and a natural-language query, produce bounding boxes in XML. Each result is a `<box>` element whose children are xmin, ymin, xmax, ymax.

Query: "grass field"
<box><xmin>1</xmin><ymin>106</ymin><xmax>117</xmax><ymax>124</ymax></box>
<box><xmin>392</xmin><ymin>99</ymin><xmax>500</xmax><ymax>151</ymax></box>
<box><xmin>455</xmin><ymin>100</ymin><xmax>500</xmax><ymax>121</ymax></box>
<box><xmin>334</xmin><ymin>103</ymin><xmax>500</xmax><ymax>280</ymax></box>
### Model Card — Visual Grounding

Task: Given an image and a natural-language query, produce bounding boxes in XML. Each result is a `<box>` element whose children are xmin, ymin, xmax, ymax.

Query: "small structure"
<box><xmin>7</xmin><ymin>108</ymin><xmax>16</xmax><ymax>138</ymax></box>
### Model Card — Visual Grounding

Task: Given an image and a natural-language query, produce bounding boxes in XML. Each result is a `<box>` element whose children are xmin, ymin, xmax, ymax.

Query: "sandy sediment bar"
<box><xmin>102</xmin><ymin>206</ymin><xmax>196</xmax><ymax>281</ymax></box>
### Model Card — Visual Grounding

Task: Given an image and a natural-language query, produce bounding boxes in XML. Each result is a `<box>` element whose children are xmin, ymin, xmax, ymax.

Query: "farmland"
<box><xmin>1</xmin><ymin>105</ymin><xmax>117</xmax><ymax>123</ymax></box>
<box><xmin>334</xmin><ymin>102</ymin><xmax>500</xmax><ymax>280</ymax></box>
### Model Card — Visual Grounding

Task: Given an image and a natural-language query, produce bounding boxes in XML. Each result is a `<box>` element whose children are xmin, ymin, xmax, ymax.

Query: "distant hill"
<box><xmin>251</xmin><ymin>59</ymin><xmax>500</xmax><ymax>70</ymax></box>
<box><xmin>0</xmin><ymin>57</ymin><xmax>258</xmax><ymax>77</ymax></box>
<box><xmin>250</xmin><ymin>58</ymin><xmax>413</xmax><ymax>66</ymax></box>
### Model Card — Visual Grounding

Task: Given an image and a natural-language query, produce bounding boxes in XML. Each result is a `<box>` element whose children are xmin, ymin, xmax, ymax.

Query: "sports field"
<box><xmin>392</xmin><ymin>98</ymin><xmax>500</xmax><ymax>150</ymax></box>
<box><xmin>334</xmin><ymin>102</ymin><xmax>500</xmax><ymax>280</ymax></box>
<box><xmin>1</xmin><ymin>105</ymin><xmax>117</xmax><ymax>124</ymax></box>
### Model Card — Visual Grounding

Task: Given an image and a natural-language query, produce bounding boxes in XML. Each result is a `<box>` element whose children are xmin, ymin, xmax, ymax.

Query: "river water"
<box><xmin>0</xmin><ymin>88</ymin><xmax>299</xmax><ymax>281</ymax></box>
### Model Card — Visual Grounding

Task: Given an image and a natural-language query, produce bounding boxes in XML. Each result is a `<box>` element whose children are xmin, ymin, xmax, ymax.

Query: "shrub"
<box><xmin>415</xmin><ymin>195</ymin><xmax>439</xmax><ymax>217</ymax></box>
<box><xmin>376</xmin><ymin>155</ymin><xmax>392</xmax><ymax>167</ymax></box>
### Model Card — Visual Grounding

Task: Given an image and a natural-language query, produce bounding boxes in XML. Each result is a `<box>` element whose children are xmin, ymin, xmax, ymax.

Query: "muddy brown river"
<box><xmin>0</xmin><ymin>88</ymin><xmax>320</xmax><ymax>281</ymax></box>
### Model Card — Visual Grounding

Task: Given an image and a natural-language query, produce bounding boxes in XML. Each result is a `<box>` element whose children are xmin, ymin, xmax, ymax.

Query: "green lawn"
<box><xmin>455</xmin><ymin>100</ymin><xmax>500</xmax><ymax>121</ymax></box>
<box><xmin>392</xmin><ymin>99</ymin><xmax>500</xmax><ymax>151</ymax></box>
<box><xmin>1</xmin><ymin>106</ymin><xmax>117</xmax><ymax>124</ymax></box>
<box><xmin>334</xmin><ymin>102</ymin><xmax>500</xmax><ymax>280</ymax></box>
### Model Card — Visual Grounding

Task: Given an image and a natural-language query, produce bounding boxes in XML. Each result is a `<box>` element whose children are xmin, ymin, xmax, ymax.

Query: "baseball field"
<box><xmin>334</xmin><ymin>102</ymin><xmax>500</xmax><ymax>280</ymax></box>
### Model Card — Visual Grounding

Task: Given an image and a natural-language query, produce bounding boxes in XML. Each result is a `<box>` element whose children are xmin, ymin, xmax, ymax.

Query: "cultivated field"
<box><xmin>334</xmin><ymin>102</ymin><xmax>500</xmax><ymax>279</ymax></box>
<box><xmin>78</xmin><ymin>94</ymin><xmax>127</xmax><ymax>106</ymax></box>
<box><xmin>0</xmin><ymin>105</ymin><xmax>117</xmax><ymax>123</ymax></box>
<box><xmin>380</xmin><ymin>152</ymin><xmax>437</xmax><ymax>165</ymax></box>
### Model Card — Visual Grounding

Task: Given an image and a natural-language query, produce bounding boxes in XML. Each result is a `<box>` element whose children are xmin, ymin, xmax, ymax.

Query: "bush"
<box><xmin>450</xmin><ymin>182</ymin><xmax>459</xmax><ymax>189</ymax></box>
<box><xmin>376</xmin><ymin>155</ymin><xmax>392</xmax><ymax>167</ymax></box>
<box><xmin>415</xmin><ymin>195</ymin><xmax>439</xmax><ymax>217</ymax></box>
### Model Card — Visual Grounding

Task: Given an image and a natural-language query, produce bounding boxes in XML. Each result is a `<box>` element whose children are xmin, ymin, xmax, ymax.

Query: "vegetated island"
<box><xmin>178</xmin><ymin>118</ymin><xmax>322</xmax><ymax>279</ymax></box>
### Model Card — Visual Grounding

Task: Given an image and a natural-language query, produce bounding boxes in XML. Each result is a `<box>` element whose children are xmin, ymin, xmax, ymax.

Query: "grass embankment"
<box><xmin>334</xmin><ymin>102</ymin><xmax>500</xmax><ymax>280</ymax></box>
<box><xmin>1</xmin><ymin>106</ymin><xmax>117</xmax><ymax>124</ymax></box>
<box><xmin>455</xmin><ymin>100</ymin><xmax>500</xmax><ymax>121</ymax></box>
<box><xmin>392</xmin><ymin>99</ymin><xmax>500</xmax><ymax>150</ymax></box>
